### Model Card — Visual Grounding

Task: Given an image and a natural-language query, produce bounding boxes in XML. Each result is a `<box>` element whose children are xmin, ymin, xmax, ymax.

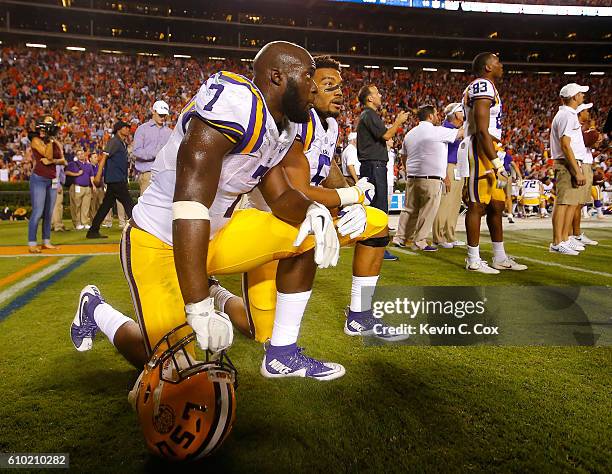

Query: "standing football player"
<box><xmin>71</xmin><ymin>42</ymin><xmax>347</xmax><ymax>381</ymax></box>
<box><xmin>460</xmin><ymin>52</ymin><xmax>527</xmax><ymax>273</ymax></box>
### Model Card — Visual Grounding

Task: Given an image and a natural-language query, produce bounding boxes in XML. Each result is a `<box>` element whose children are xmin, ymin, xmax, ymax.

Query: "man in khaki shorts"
<box><xmin>549</xmin><ymin>83</ymin><xmax>588</xmax><ymax>255</ymax></box>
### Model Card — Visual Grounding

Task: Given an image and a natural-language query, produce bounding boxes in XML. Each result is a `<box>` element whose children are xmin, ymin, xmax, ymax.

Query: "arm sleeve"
<box><xmin>467</xmin><ymin>79</ymin><xmax>495</xmax><ymax>103</ymax></box>
<box><xmin>131</xmin><ymin>126</ymin><xmax>147</xmax><ymax>159</ymax></box>
<box><xmin>362</xmin><ymin>111</ymin><xmax>387</xmax><ymax>140</ymax></box>
<box><xmin>182</xmin><ymin>72</ymin><xmax>266</xmax><ymax>154</ymax></box>
<box><xmin>437</xmin><ymin>126</ymin><xmax>460</xmax><ymax>143</ymax></box>
<box><xmin>558</xmin><ymin>114</ymin><xmax>573</xmax><ymax>138</ymax></box>
<box><xmin>104</xmin><ymin>139</ymin><xmax>116</xmax><ymax>156</ymax></box>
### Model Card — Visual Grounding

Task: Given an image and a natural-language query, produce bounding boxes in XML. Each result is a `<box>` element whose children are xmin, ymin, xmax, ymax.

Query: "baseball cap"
<box><xmin>559</xmin><ymin>83</ymin><xmax>589</xmax><ymax>98</ymax></box>
<box><xmin>444</xmin><ymin>102</ymin><xmax>463</xmax><ymax>116</ymax></box>
<box><xmin>153</xmin><ymin>100</ymin><xmax>170</xmax><ymax>115</ymax></box>
<box><xmin>113</xmin><ymin>120</ymin><xmax>130</xmax><ymax>134</ymax></box>
<box><xmin>576</xmin><ymin>103</ymin><xmax>593</xmax><ymax>114</ymax></box>
<box><xmin>348</xmin><ymin>132</ymin><xmax>357</xmax><ymax>140</ymax></box>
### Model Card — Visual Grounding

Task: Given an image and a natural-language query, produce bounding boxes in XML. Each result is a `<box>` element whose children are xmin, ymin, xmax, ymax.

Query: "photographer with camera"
<box><xmin>28</xmin><ymin>116</ymin><xmax>67</xmax><ymax>253</ymax></box>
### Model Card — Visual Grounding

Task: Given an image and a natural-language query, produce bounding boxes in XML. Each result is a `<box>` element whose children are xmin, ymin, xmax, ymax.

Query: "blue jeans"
<box><xmin>28</xmin><ymin>172</ymin><xmax>58</xmax><ymax>245</ymax></box>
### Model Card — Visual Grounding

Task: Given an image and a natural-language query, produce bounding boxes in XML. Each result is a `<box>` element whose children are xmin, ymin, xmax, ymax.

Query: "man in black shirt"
<box><xmin>357</xmin><ymin>84</ymin><xmax>408</xmax><ymax>260</ymax></box>
<box><xmin>87</xmin><ymin>121</ymin><xmax>135</xmax><ymax>239</ymax></box>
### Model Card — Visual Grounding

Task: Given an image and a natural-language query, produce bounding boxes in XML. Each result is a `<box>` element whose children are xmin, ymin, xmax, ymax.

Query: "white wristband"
<box><xmin>185</xmin><ymin>296</ymin><xmax>214</xmax><ymax>316</ymax></box>
<box><xmin>172</xmin><ymin>201</ymin><xmax>210</xmax><ymax>221</ymax></box>
<box><xmin>336</xmin><ymin>187</ymin><xmax>360</xmax><ymax>206</ymax></box>
<box><xmin>491</xmin><ymin>158</ymin><xmax>503</xmax><ymax>170</ymax></box>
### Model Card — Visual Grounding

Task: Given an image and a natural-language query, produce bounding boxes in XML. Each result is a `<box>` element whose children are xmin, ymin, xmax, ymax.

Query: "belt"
<box><xmin>407</xmin><ymin>175</ymin><xmax>443</xmax><ymax>181</ymax></box>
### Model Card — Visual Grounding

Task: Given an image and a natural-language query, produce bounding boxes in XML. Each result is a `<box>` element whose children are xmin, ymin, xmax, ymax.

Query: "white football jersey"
<box><xmin>297</xmin><ymin>109</ymin><xmax>339</xmax><ymax>186</ymax></box>
<box><xmin>462</xmin><ymin>78</ymin><xmax>503</xmax><ymax>141</ymax></box>
<box><xmin>246</xmin><ymin>108</ymin><xmax>339</xmax><ymax>212</ymax></box>
<box><xmin>133</xmin><ymin>71</ymin><xmax>297</xmax><ymax>245</ymax></box>
<box><xmin>543</xmin><ymin>182</ymin><xmax>554</xmax><ymax>197</ymax></box>
<box><xmin>522</xmin><ymin>179</ymin><xmax>542</xmax><ymax>199</ymax></box>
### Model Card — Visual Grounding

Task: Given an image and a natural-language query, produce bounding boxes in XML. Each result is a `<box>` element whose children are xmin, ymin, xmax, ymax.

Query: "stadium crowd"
<box><xmin>1</xmin><ymin>46</ymin><xmax>610</xmax><ymax>189</ymax></box>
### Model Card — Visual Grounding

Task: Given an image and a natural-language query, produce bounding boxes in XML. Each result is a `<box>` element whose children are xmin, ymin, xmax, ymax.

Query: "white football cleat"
<box><xmin>576</xmin><ymin>233</ymin><xmax>598</xmax><ymax>246</ymax></box>
<box><xmin>465</xmin><ymin>259</ymin><xmax>500</xmax><ymax>274</ymax></box>
<box><xmin>437</xmin><ymin>242</ymin><xmax>454</xmax><ymax>249</ymax></box>
<box><xmin>492</xmin><ymin>257</ymin><xmax>528</xmax><ymax>271</ymax></box>
<box><xmin>549</xmin><ymin>242</ymin><xmax>579</xmax><ymax>256</ymax></box>
<box><xmin>451</xmin><ymin>240</ymin><xmax>466</xmax><ymax>247</ymax></box>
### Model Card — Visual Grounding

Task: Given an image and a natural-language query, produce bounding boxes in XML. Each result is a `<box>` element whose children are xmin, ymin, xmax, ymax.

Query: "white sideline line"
<box><xmin>0</xmin><ymin>257</ymin><xmax>74</xmax><ymax>303</ymax></box>
<box><xmin>0</xmin><ymin>252</ymin><xmax>116</xmax><ymax>258</ymax></box>
<box><xmin>480</xmin><ymin>250</ymin><xmax>612</xmax><ymax>278</ymax></box>
<box><xmin>390</xmin><ymin>248</ymin><xmax>418</xmax><ymax>256</ymax></box>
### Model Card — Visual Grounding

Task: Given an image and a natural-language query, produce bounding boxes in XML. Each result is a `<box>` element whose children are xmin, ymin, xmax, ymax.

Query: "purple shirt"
<box><xmin>442</xmin><ymin>120</ymin><xmax>461</xmax><ymax>164</ymax></box>
<box><xmin>67</xmin><ymin>160</ymin><xmax>95</xmax><ymax>187</ymax></box>
<box><xmin>132</xmin><ymin>119</ymin><xmax>172</xmax><ymax>173</ymax></box>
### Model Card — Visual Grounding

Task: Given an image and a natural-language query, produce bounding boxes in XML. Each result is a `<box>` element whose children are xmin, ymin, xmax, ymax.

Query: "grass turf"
<box><xmin>0</xmin><ymin>221</ymin><xmax>610</xmax><ymax>472</ymax></box>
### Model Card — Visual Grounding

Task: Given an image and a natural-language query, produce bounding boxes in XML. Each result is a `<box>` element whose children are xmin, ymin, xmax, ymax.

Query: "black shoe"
<box><xmin>86</xmin><ymin>231</ymin><xmax>108</xmax><ymax>239</ymax></box>
<box><xmin>392</xmin><ymin>241</ymin><xmax>406</xmax><ymax>248</ymax></box>
<box><xmin>383</xmin><ymin>250</ymin><xmax>399</xmax><ymax>261</ymax></box>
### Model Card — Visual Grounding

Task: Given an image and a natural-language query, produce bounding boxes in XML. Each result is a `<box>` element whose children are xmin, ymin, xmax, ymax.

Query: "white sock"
<box><xmin>467</xmin><ymin>245</ymin><xmax>480</xmax><ymax>264</ymax></box>
<box><xmin>93</xmin><ymin>303</ymin><xmax>133</xmax><ymax>346</ymax></box>
<box><xmin>209</xmin><ymin>284</ymin><xmax>235</xmax><ymax>313</ymax></box>
<box><xmin>270</xmin><ymin>290</ymin><xmax>311</xmax><ymax>347</ymax></box>
<box><xmin>349</xmin><ymin>275</ymin><xmax>379</xmax><ymax>313</ymax></box>
<box><xmin>492</xmin><ymin>241</ymin><xmax>507</xmax><ymax>261</ymax></box>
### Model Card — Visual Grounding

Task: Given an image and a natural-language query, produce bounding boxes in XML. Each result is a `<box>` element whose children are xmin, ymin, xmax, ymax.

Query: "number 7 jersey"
<box><xmin>133</xmin><ymin>71</ymin><xmax>298</xmax><ymax>245</ymax></box>
<box><xmin>462</xmin><ymin>77</ymin><xmax>503</xmax><ymax>141</ymax></box>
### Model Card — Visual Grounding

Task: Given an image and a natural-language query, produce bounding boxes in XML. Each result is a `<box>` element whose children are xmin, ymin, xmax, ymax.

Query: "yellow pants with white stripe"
<box><xmin>121</xmin><ymin>209</ymin><xmax>314</xmax><ymax>355</ymax></box>
<box><xmin>121</xmin><ymin>207</ymin><xmax>388</xmax><ymax>353</ymax></box>
<box><xmin>467</xmin><ymin>139</ymin><xmax>506</xmax><ymax>204</ymax></box>
<box><xmin>242</xmin><ymin>206</ymin><xmax>388</xmax><ymax>342</ymax></box>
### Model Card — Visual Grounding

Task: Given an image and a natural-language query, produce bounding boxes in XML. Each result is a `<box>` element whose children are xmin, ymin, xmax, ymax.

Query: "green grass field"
<box><xmin>0</xmin><ymin>220</ymin><xmax>610</xmax><ymax>472</ymax></box>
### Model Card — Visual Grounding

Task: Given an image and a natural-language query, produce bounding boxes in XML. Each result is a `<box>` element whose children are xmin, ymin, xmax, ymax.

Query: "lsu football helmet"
<box><xmin>129</xmin><ymin>323</ymin><xmax>237</xmax><ymax>461</ymax></box>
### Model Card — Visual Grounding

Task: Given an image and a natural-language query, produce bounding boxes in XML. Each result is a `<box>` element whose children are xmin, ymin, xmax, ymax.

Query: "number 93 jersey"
<box><xmin>297</xmin><ymin>108</ymin><xmax>339</xmax><ymax>186</ymax></box>
<box><xmin>133</xmin><ymin>71</ymin><xmax>298</xmax><ymax>245</ymax></box>
<box><xmin>462</xmin><ymin>77</ymin><xmax>503</xmax><ymax>141</ymax></box>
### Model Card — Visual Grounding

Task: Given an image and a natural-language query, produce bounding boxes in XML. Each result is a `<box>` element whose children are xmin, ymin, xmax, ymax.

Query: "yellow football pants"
<box><xmin>242</xmin><ymin>206</ymin><xmax>388</xmax><ymax>342</ymax></box>
<box><xmin>120</xmin><ymin>208</ymin><xmax>318</xmax><ymax>354</ymax></box>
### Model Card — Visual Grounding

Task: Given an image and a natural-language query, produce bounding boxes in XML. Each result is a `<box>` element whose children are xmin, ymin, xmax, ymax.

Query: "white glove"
<box><xmin>185</xmin><ymin>297</ymin><xmax>233</xmax><ymax>353</ymax></box>
<box><xmin>335</xmin><ymin>178</ymin><xmax>376</xmax><ymax>206</ymax></box>
<box><xmin>337</xmin><ymin>204</ymin><xmax>367</xmax><ymax>239</ymax></box>
<box><xmin>293</xmin><ymin>202</ymin><xmax>339</xmax><ymax>268</ymax></box>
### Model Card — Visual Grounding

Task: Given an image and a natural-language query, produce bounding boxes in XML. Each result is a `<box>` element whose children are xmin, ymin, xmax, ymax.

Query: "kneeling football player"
<box><xmin>210</xmin><ymin>56</ymin><xmax>409</xmax><ymax>365</ymax></box>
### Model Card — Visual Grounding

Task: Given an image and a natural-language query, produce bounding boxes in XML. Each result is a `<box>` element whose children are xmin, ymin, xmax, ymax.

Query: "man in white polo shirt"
<box><xmin>341</xmin><ymin>132</ymin><xmax>359</xmax><ymax>185</ymax></box>
<box><xmin>549</xmin><ymin>83</ymin><xmax>588</xmax><ymax>255</ymax></box>
<box><xmin>570</xmin><ymin>102</ymin><xmax>600</xmax><ymax>246</ymax></box>
<box><xmin>393</xmin><ymin>105</ymin><xmax>463</xmax><ymax>251</ymax></box>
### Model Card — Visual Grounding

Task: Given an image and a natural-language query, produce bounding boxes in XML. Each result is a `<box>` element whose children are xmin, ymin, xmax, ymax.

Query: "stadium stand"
<box><xmin>1</xmin><ymin>46</ymin><xmax>610</xmax><ymax>188</ymax></box>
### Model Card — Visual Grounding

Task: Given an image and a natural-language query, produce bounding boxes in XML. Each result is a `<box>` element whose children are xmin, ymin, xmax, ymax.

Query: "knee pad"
<box><xmin>359</xmin><ymin>236</ymin><xmax>390</xmax><ymax>248</ymax></box>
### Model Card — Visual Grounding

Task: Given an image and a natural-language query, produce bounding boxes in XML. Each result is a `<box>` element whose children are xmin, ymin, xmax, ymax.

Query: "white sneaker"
<box><xmin>84</xmin><ymin>225</ymin><xmax>91</xmax><ymax>230</ymax></box>
<box><xmin>549</xmin><ymin>242</ymin><xmax>579</xmax><ymax>256</ymax></box>
<box><xmin>577</xmin><ymin>233</ymin><xmax>598</xmax><ymax>246</ymax></box>
<box><xmin>465</xmin><ymin>259</ymin><xmax>500</xmax><ymax>274</ymax></box>
<box><xmin>492</xmin><ymin>257</ymin><xmax>528</xmax><ymax>271</ymax></box>
<box><xmin>437</xmin><ymin>242</ymin><xmax>454</xmax><ymax>249</ymax></box>
<box><xmin>76</xmin><ymin>225</ymin><xmax>84</xmax><ymax>230</ymax></box>
<box><xmin>567</xmin><ymin>237</ymin><xmax>585</xmax><ymax>252</ymax></box>
<box><xmin>451</xmin><ymin>240</ymin><xmax>466</xmax><ymax>247</ymax></box>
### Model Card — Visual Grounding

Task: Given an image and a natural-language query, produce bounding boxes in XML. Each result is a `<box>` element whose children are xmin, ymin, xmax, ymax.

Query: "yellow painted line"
<box><xmin>0</xmin><ymin>244</ymin><xmax>119</xmax><ymax>256</ymax></box>
<box><xmin>0</xmin><ymin>257</ymin><xmax>56</xmax><ymax>289</ymax></box>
